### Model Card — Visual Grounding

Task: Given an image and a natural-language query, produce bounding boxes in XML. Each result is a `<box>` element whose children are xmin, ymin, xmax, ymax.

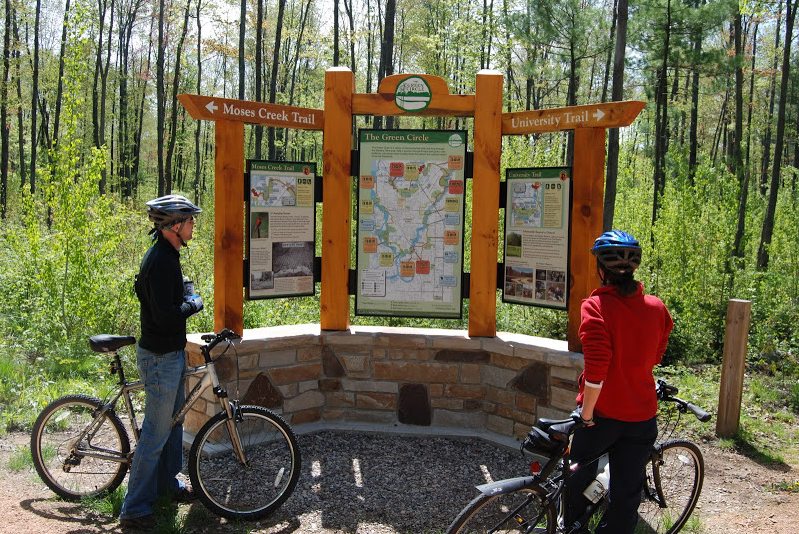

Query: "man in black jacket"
<box><xmin>120</xmin><ymin>195</ymin><xmax>203</xmax><ymax>530</ymax></box>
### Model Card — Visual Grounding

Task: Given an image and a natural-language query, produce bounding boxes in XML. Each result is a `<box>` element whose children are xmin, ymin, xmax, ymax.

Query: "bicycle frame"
<box><xmin>73</xmin><ymin>337</ymin><xmax>245</xmax><ymax>467</ymax></box>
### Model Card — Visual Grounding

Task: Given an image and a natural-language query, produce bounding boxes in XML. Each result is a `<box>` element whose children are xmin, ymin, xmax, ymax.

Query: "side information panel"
<box><xmin>246</xmin><ymin>160</ymin><xmax>316</xmax><ymax>300</ymax></box>
<box><xmin>503</xmin><ymin>167</ymin><xmax>571</xmax><ymax>309</ymax></box>
<box><xmin>356</xmin><ymin>130</ymin><xmax>467</xmax><ymax>319</ymax></box>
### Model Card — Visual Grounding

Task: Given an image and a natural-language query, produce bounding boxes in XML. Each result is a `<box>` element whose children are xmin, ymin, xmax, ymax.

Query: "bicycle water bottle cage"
<box><xmin>89</xmin><ymin>335</ymin><xmax>137</xmax><ymax>353</ymax></box>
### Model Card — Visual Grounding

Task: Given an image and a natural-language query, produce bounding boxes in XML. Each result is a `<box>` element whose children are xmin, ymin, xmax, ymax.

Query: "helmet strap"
<box><xmin>160</xmin><ymin>219</ymin><xmax>189</xmax><ymax>247</ymax></box>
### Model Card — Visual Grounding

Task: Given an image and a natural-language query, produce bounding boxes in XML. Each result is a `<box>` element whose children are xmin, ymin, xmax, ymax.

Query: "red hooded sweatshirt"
<box><xmin>577</xmin><ymin>282</ymin><xmax>673</xmax><ymax>422</ymax></box>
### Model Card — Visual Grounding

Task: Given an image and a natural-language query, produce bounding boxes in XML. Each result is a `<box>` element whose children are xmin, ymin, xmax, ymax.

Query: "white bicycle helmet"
<box><xmin>146</xmin><ymin>195</ymin><xmax>201</xmax><ymax>229</ymax></box>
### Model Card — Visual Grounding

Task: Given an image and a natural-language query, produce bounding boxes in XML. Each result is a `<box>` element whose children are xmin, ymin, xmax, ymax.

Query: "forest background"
<box><xmin>0</xmin><ymin>0</ymin><xmax>798</xmax><ymax>431</ymax></box>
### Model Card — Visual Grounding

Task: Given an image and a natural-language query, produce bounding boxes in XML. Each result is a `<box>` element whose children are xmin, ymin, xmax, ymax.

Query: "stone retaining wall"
<box><xmin>185</xmin><ymin>325</ymin><xmax>584</xmax><ymax>441</ymax></box>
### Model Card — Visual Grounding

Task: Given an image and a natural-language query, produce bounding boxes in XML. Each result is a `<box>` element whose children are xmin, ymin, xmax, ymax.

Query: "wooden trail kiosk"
<box><xmin>179</xmin><ymin>69</ymin><xmax>644</xmax><ymax>352</ymax></box>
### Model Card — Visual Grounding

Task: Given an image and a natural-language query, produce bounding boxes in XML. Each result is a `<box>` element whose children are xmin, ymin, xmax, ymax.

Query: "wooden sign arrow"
<box><xmin>502</xmin><ymin>101</ymin><xmax>646</xmax><ymax>134</ymax></box>
<box><xmin>178</xmin><ymin>94</ymin><xmax>324</xmax><ymax>130</ymax></box>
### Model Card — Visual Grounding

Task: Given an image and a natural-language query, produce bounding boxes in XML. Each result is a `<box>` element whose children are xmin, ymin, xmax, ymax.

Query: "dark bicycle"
<box><xmin>446</xmin><ymin>379</ymin><xmax>711</xmax><ymax>534</ymax></box>
<box><xmin>30</xmin><ymin>328</ymin><xmax>301</xmax><ymax>520</ymax></box>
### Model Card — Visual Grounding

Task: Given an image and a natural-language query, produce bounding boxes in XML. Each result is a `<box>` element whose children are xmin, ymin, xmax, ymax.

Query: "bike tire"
<box><xmin>446</xmin><ymin>488</ymin><xmax>555</xmax><ymax>534</ymax></box>
<box><xmin>637</xmin><ymin>439</ymin><xmax>704</xmax><ymax>534</ymax></box>
<box><xmin>188</xmin><ymin>405</ymin><xmax>301</xmax><ymax>520</ymax></box>
<box><xmin>30</xmin><ymin>394</ymin><xmax>130</xmax><ymax>500</ymax></box>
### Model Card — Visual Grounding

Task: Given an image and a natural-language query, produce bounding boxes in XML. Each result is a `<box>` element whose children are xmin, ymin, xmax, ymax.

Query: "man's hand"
<box><xmin>186</xmin><ymin>295</ymin><xmax>204</xmax><ymax>316</ymax></box>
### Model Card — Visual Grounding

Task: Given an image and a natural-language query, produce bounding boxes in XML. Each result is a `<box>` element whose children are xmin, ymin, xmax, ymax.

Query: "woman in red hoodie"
<box><xmin>566</xmin><ymin>230</ymin><xmax>674</xmax><ymax>533</ymax></box>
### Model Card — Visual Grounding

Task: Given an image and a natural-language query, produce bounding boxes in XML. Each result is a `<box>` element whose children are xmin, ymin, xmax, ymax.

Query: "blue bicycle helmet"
<box><xmin>590</xmin><ymin>230</ymin><xmax>641</xmax><ymax>274</ymax></box>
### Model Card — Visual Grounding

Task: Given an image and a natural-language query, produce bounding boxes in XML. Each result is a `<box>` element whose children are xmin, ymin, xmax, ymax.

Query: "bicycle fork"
<box><xmin>222</xmin><ymin>399</ymin><xmax>249</xmax><ymax>466</ymax></box>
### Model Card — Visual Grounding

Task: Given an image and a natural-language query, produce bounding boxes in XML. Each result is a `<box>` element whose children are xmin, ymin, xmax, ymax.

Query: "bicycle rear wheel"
<box><xmin>446</xmin><ymin>488</ymin><xmax>555</xmax><ymax>534</ymax></box>
<box><xmin>30</xmin><ymin>394</ymin><xmax>130</xmax><ymax>500</ymax></box>
<box><xmin>637</xmin><ymin>439</ymin><xmax>704</xmax><ymax>534</ymax></box>
<box><xmin>188</xmin><ymin>405</ymin><xmax>301</xmax><ymax>520</ymax></box>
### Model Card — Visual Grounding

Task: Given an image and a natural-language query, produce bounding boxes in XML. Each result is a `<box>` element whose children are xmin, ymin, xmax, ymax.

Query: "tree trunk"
<box><xmin>52</xmin><ymin>0</ymin><xmax>71</xmax><ymax>149</ymax></box>
<box><xmin>268</xmin><ymin>0</ymin><xmax>287</xmax><ymax>159</ymax></box>
<box><xmin>1</xmin><ymin>0</ymin><xmax>10</xmax><ymax>218</ymax></box>
<box><xmin>29</xmin><ymin>0</ymin><xmax>41</xmax><ymax>194</ymax></box>
<box><xmin>333</xmin><ymin>0</ymin><xmax>340</xmax><ymax>65</ymax></box>
<box><xmin>688</xmin><ymin>12</ymin><xmax>701</xmax><ymax>183</ymax></box>
<box><xmin>255</xmin><ymin>0</ymin><xmax>264</xmax><ymax>159</ymax></box>
<box><xmin>194</xmin><ymin>0</ymin><xmax>203</xmax><ymax>201</ymax></box>
<box><xmin>601</xmin><ymin>0</ymin><xmax>618</xmax><ymax>104</ymax></box>
<box><xmin>12</xmin><ymin>13</ymin><xmax>24</xmax><ymax>191</ymax></box>
<box><xmin>758</xmin><ymin>0</ymin><xmax>797</xmax><ymax>270</ymax></box>
<box><xmin>165</xmin><ymin>0</ymin><xmax>191</xmax><ymax>194</ymax></box>
<box><xmin>239</xmin><ymin>0</ymin><xmax>246</xmax><ymax>100</ymax></box>
<box><xmin>343</xmin><ymin>0</ymin><xmax>356</xmax><ymax>70</ymax></box>
<box><xmin>760</xmin><ymin>1</ymin><xmax>782</xmax><ymax>196</ymax></box>
<box><xmin>375</xmin><ymin>0</ymin><xmax>396</xmax><ymax>130</ymax></box>
<box><xmin>603</xmin><ymin>0</ymin><xmax>627</xmax><ymax>231</ymax></box>
<box><xmin>731</xmin><ymin>8</ymin><xmax>746</xmax><ymax>259</ymax></box>
<box><xmin>157</xmin><ymin>0</ymin><xmax>166</xmax><ymax>196</ymax></box>
<box><xmin>652</xmin><ymin>0</ymin><xmax>672</xmax><ymax>229</ymax></box>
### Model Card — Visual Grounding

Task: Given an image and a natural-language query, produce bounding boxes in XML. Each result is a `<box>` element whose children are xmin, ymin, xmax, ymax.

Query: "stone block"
<box><xmin>551</xmin><ymin>386</ymin><xmax>578</xmax><ymax>411</ymax></box>
<box><xmin>375</xmin><ymin>332</ymin><xmax>428</xmax><ymax>349</ymax></box>
<box><xmin>463</xmin><ymin>400</ymin><xmax>482</xmax><ymax>410</ymax></box>
<box><xmin>357</xmin><ymin>392</ymin><xmax>397</xmax><ymax>410</ymax></box>
<box><xmin>259</xmin><ymin>349</ymin><xmax>298</xmax><ymax>368</ymax></box>
<box><xmin>444</xmin><ymin>384</ymin><xmax>487</xmax><ymax>400</ymax></box>
<box><xmin>516</xmin><ymin>393</ymin><xmax>537</xmax><ymax>413</ymax></box>
<box><xmin>431</xmin><ymin>398</ymin><xmax>463</xmax><ymax>410</ymax></box>
<box><xmin>318</xmin><ymin>378</ymin><xmax>342</xmax><ymax>392</ymax></box>
<box><xmin>269</xmin><ymin>362</ymin><xmax>322</xmax><ymax>385</ymax></box>
<box><xmin>434</xmin><ymin>349</ymin><xmax>490</xmax><ymax>364</ymax></box>
<box><xmin>283</xmin><ymin>390</ymin><xmax>325</xmax><ymax>412</ymax></box>
<box><xmin>432</xmin><ymin>409</ymin><xmax>486</xmax><ymax>429</ymax></box>
<box><xmin>374</xmin><ymin>361</ymin><xmax>459</xmax><ymax>383</ymax></box>
<box><xmin>496</xmin><ymin>405</ymin><xmax>535</xmax><ymax>425</ymax></box>
<box><xmin>510</xmin><ymin>362</ymin><xmax>549</xmax><ymax>397</ymax></box>
<box><xmin>344</xmin><ymin>410</ymin><xmax>396</xmax><ymax>425</ymax></box>
<box><xmin>241</xmin><ymin>372</ymin><xmax>283</xmax><ymax>408</ymax></box>
<box><xmin>513</xmin><ymin>347</ymin><xmax>547</xmax><ymax>363</ymax></box>
<box><xmin>322</xmin><ymin>346</ymin><xmax>345</xmax><ymax>377</ymax></box>
<box><xmin>327</xmin><ymin>391</ymin><xmax>355</xmax><ymax>408</ymax></box>
<box><xmin>297</xmin><ymin>346</ymin><xmax>322</xmax><ymax>362</ymax></box>
<box><xmin>430</xmin><ymin>336</ymin><xmax>482</xmax><ymax>350</ymax></box>
<box><xmin>398</xmin><ymin>383</ymin><xmax>431</xmax><ymax>426</ymax></box>
<box><xmin>481</xmin><ymin>365</ymin><xmax>518</xmax><ymax>388</ymax></box>
<box><xmin>277</xmin><ymin>383</ymin><xmax>298</xmax><ymax>398</ymax></box>
<box><xmin>388</xmin><ymin>347</ymin><xmax>435</xmax><ymax>361</ymax></box>
<box><xmin>299</xmin><ymin>380</ymin><xmax>319</xmax><ymax>393</ymax></box>
<box><xmin>429</xmin><ymin>383</ymin><xmax>444</xmax><ymax>397</ymax></box>
<box><xmin>479</xmin><ymin>339</ymin><xmax>516</xmax><ymax>356</ymax></box>
<box><xmin>536</xmin><ymin>405</ymin><xmax>572</xmax><ymax>421</ymax></box>
<box><xmin>546</xmin><ymin>350</ymin><xmax>583</xmax><ymax>369</ymax></box>
<box><xmin>551</xmin><ymin>366</ymin><xmax>580</xmax><ymax>382</ymax></box>
<box><xmin>486</xmin><ymin>414</ymin><xmax>514</xmax><ymax>436</ymax></box>
<box><xmin>341</xmin><ymin>379</ymin><xmax>397</xmax><ymax>393</ymax></box>
<box><xmin>292</xmin><ymin>408</ymin><xmax>321</xmax><ymax>425</ymax></box>
<box><xmin>341</xmin><ymin>354</ymin><xmax>370</xmax><ymax>372</ymax></box>
<box><xmin>490</xmin><ymin>353</ymin><xmax>531</xmax><ymax>371</ymax></box>
<box><xmin>461</xmin><ymin>364</ymin><xmax>481</xmax><ymax>384</ymax></box>
<box><xmin>322</xmin><ymin>408</ymin><xmax>344</xmax><ymax>420</ymax></box>
<box><xmin>486</xmin><ymin>386</ymin><xmax>514</xmax><ymax>407</ymax></box>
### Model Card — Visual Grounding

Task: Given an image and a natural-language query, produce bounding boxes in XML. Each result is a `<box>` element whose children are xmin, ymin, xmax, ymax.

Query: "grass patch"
<box><xmin>7</xmin><ymin>445</ymin><xmax>33</xmax><ymax>471</ymax></box>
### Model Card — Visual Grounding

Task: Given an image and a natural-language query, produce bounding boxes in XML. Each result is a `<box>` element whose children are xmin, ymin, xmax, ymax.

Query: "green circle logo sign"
<box><xmin>395</xmin><ymin>76</ymin><xmax>432</xmax><ymax>112</ymax></box>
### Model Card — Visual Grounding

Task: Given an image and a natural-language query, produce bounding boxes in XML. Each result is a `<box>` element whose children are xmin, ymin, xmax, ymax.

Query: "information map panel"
<box><xmin>503</xmin><ymin>167</ymin><xmax>572</xmax><ymax>310</ymax></box>
<box><xmin>356</xmin><ymin>130</ymin><xmax>467</xmax><ymax>318</ymax></box>
<box><xmin>246</xmin><ymin>160</ymin><xmax>316</xmax><ymax>300</ymax></box>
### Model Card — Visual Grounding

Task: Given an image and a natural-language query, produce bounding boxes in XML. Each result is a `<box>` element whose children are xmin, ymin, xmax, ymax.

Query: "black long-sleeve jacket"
<box><xmin>135</xmin><ymin>236</ymin><xmax>194</xmax><ymax>353</ymax></box>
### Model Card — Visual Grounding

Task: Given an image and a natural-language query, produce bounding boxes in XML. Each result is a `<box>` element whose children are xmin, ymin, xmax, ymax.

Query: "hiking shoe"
<box><xmin>119</xmin><ymin>514</ymin><xmax>157</xmax><ymax>530</ymax></box>
<box><xmin>172</xmin><ymin>486</ymin><xmax>198</xmax><ymax>503</ymax></box>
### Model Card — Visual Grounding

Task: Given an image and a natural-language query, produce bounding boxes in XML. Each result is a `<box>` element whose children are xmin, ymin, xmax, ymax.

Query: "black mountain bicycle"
<box><xmin>30</xmin><ymin>328</ymin><xmax>301</xmax><ymax>520</ymax></box>
<box><xmin>447</xmin><ymin>380</ymin><xmax>711</xmax><ymax>534</ymax></box>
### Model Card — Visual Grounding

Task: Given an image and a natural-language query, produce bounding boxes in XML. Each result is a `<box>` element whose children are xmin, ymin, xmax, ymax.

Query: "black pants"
<box><xmin>565</xmin><ymin>416</ymin><xmax>658</xmax><ymax>534</ymax></box>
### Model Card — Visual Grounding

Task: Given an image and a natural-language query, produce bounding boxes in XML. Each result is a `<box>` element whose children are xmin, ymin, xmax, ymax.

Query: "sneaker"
<box><xmin>119</xmin><ymin>514</ymin><xmax>157</xmax><ymax>530</ymax></box>
<box><xmin>172</xmin><ymin>486</ymin><xmax>198</xmax><ymax>503</ymax></box>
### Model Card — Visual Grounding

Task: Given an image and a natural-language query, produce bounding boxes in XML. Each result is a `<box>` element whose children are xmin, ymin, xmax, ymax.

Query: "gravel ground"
<box><xmin>252</xmin><ymin>431</ymin><xmax>530</xmax><ymax>534</ymax></box>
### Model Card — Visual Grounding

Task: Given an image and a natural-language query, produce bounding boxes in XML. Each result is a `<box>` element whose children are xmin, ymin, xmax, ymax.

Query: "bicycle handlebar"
<box><xmin>656</xmin><ymin>379</ymin><xmax>712</xmax><ymax>422</ymax></box>
<box><xmin>200</xmin><ymin>329</ymin><xmax>241</xmax><ymax>358</ymax></box>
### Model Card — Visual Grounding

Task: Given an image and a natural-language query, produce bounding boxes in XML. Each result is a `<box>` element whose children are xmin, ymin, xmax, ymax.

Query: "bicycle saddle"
<box><xmin>89</xmin><ymin>335</ymin><xmax>137</xmax><ymax>353</ymax></box>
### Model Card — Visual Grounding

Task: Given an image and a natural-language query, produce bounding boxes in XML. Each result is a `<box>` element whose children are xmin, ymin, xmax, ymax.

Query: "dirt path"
<box><xmin>2</xmin><ymin>431</ymin><xmax>797</xmax><ymax>534</ymax></box>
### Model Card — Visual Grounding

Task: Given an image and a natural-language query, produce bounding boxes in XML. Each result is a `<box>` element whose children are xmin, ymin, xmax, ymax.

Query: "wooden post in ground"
<box><xmin>717</xmin><ymin>299</ymin><xmax>752</xmax><ymax>437</ymax></box>
<box><xmin>213</xmin><ymin>119</ymin><xmax>245</xmax><ymax>335</ymax></box>
<box><xmin>469</xmin><ymin>70</ymin><xmax>503</xmax><ymax>338</ymax></box>
<box><xmin>321</xmin><ymin>67</ymin><xmax>355</xmax><ymax>331</ymax></box>
<box><xmin>568</xmin><ymin>127</ymin><xmax>605</xmax><ymax>352</ymax></box>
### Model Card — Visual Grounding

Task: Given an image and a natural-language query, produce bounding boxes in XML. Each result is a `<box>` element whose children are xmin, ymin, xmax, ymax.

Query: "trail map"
<box><xmin>356</xmin><ymin>130</ymin><xmax>466</xmax><ymax>318</ymax></box>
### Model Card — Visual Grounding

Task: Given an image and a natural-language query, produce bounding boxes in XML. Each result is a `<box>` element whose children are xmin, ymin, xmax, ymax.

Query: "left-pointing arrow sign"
<box><xmin>205</xmin><ymin>101</ymin><xmax>218</xmax><ymax>114</ymax></box>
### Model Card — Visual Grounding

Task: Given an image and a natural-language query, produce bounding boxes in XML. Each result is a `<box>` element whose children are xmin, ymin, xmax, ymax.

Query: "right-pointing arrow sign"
<box><xmin>593</xmin><ymin>109</ymin><xmax>605</xmax><ymax>121</ymax></box>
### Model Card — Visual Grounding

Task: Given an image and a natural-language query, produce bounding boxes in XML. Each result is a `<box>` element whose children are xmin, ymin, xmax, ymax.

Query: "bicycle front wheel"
<box><xmin>637</xmin><ymin>439</ymin><xmax>704</xmax><ymax>534</ymax></box>
<box><xmin>30</xmin><ymin>394</ymin><xmax>130</xmax><ymax>500</ymax></box>
<box><xmin>188</xmin><ymin>405</ymin><xmax>301</xmax><ymax>520</ymax></box>
<box><xmin>446</xmin><ymin>488</ymin><xmax>555</xmax><ymax>534</ymax></box>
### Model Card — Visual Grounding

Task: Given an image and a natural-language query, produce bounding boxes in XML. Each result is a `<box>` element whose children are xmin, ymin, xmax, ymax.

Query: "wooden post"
<box><xmin>321</xmin><ymin>67</ymin><xmax>355</xmax><ymax>331</ymax></box>
<box><xmin>568</xmin><ymin>128</ymin><xmax>605</xmax><ymax>352</ymax></box>
<box><xmin>213</xmin><ymin>120</ymin><xmax>245</xmax><ymax>334</ymax></box>
<box><xmin>469</xmin><ymin>70</ymin><xmax>503</xmax><ymax>338</ymax></box>
<box><xmin>717</xmin><ymin>299</ymin><xmax>751</xmax><ymax>437</ymax></box>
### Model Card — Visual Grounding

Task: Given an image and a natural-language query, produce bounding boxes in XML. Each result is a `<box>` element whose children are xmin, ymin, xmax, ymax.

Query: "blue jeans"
<box><xmin>120</xmin><ymin>346</ymin><xmax>187</xmax><ymax>519</ymax></box>
<box><xmin>566</xmin><ymin>416</ymin><xmax>658</xmax><ymax>534</ymax></box>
